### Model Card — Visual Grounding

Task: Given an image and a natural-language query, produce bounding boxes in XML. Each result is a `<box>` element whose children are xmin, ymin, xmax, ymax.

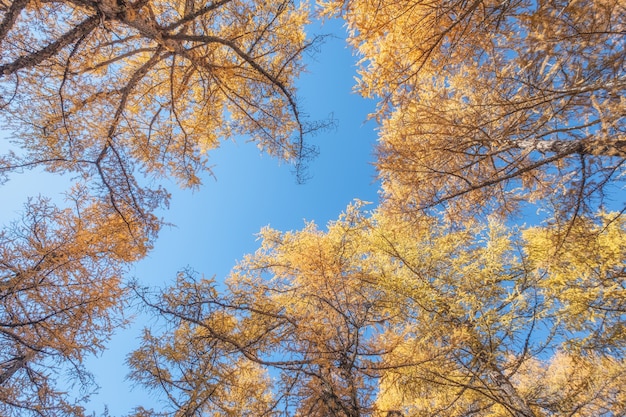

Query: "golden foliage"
<box><xmin>524</xmin><ymin>213</ymin><xmax>626</xmax><ymax>350</ymax></box>
<box><xmin>321</xmin><ymin>0</ymin><xmax>626</xmax><ymax>222</ymax></box>
<box><xmin>131</xmin><ymin>203</ymin><xmax>626</xmax><ymax>416</ymax></box>
<box><xmin>0</xmin><ymin>1</ymin><xmax>319</xmax><ymax>414</ymax></box>
<box><xmin>1</xmin><ymin>0</ymin><xmax>316</xmax><ymax>185</ymax></box>
<box><xmin>2</xmin><ymin>0</ymin><xmax>625</xmax><ymax>415</ymax></box>
<box><xmin>0</xmin><ymin>194</ymin><xmax>137</xmax><ymax>416</ymax></box>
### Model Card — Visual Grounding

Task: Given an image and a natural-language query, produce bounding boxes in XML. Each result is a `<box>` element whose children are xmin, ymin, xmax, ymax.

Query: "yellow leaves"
<box><xmin>328</xmin><ymin>0</ymin><xmax>626</xmax><ymax>225</ymax></box>
<box><xmin>2</xmin><ymin>0</ymin><xmax>318</xmax><ymax>237</ymax></box>
<box><xmin>316</xmin><ymin>0</ymin><xmax>345</xmax><ymax>19</ymax></box>
<box><xmin>512</xmin><ymin>351</ymin><xmax>626</xmax><ymax>416</ymax></box>
<box><xmin>523</xmin><ymin>213</ymin><xmax>626</xmax><ymax>292</ymax></box>
<box><xmin>129</xmin><ymin>312</ymin><xmax>276</xmax><ymax>416</ymax></box>
<box><xmin>199</xmin><ymin>311</ymin><xmax>238</xmax><ymax>336</ymax></box>
<box><xmin>374</xmin><ymin>332</ymin><xmax>486</xmax><ymax>417</ymax></box>
<box><xmin>0</xmin><ymin>196</ymin><xmax>132</xmax><ymax>415</ymax></box>
<box><xmin>523</xmin><ymin>213</ymin><xmax>626</xmax><ymax>347</ymax></box>
<box><xmin>128</xmin><ymin>198</ymin><xmax>626</xmax><ymax>416</ymax></box>
<box><xmin>210</xmin><ymin>358</ymin><xmax>274</xmax><ymax>416</ymax></box>
<box><xmin>3</xmin><ymin>1</ymin><xmax>622</xmax><ymax>415</ymax></box>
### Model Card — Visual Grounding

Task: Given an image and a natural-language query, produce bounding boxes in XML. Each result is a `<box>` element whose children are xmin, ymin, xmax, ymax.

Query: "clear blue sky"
<box><xmin>72</xmin><ymin>17</ymin><xmax>381</xmax><ymax>416</ymax></box>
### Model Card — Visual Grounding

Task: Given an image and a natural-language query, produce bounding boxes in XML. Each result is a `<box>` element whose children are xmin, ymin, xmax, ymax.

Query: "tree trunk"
<box><xmin>0</xmin><ymin>350</ymin><xmax>35</xmax><ymax>385</ymax></box>
<box><xmin>514</xmin><ymin>138</ymin><xmax>626</xmax><ymax>158</ymax></box>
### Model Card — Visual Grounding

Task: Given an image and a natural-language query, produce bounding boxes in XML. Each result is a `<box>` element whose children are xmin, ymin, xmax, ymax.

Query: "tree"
<box><xmin>129</xmin><ymin>206</ymin><xmax>392</xmax><ymax>416</ymax></box>
<box><xmin>0</xmin><ymin>1</ymin><xmax>319</xmax><ymax>414</ymax></box>
<box><xmin>129</xmin><ymin>203</ymin><xmax>626</xmax><ymax>416</ymax></box>
<box><xmin>371</xmin><ymin>210</ymin><xmax>626</xmax><ymax>417</ymax></box>
<box><xmin>0</xmin><ymin>0</ymin><xmax>320</xmax><ymax>244</ymax></box>
<box><xmin>1</xmin><ymin>0</ymin><xmax>317</xmax><ymax>181</ymax></box>
<box><xmin>0</xmin><ymin>189</ymin><xmax>147</xmax><ymax>417</ymax></box>
<box><xmin>321</xmin><ymin>0</ymin><xmax>625</xmax><ymax>222</ymax></box>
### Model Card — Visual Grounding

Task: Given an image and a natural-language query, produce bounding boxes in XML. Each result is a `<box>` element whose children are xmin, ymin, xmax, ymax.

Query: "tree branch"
<box><xmin>0</xmin><ymin>0</ymin><xmax>29</xmax><ymax>47</ymax></box>
<box><xmin>0</xmin><ymin>14</ymin><xmax>99</xmax><ymax>76</ymax></box>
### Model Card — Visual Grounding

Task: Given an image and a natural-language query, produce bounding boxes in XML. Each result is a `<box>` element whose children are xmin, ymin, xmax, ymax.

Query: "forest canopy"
<box><xmin>0</xmin><ymin>0</ymin><xmax>624</xmax><ymax>415</ymax></box>
<box><xmin>132</xmin><ymin>203</ymin><xmax>626</xmax><ymax>416</ymax></box>
<box><xmin>325</xmin><ymin>0</ymin><xmax>625</xmax><ymax>223</ymax></box>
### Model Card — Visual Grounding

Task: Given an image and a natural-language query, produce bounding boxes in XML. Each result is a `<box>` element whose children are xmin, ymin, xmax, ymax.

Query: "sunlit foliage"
<box><xmin>2</xmin><ymin>0</ymin><xmax>625</xmax><ymax>415</ymax></box>
<box><xmin>321</xmin><ymin>0</ymin><xmax>625</xmax><ymax>222</ymax></box>
<box><xmin>132</xmin><ymin>203</ymin><xmax>626</xmax><ymax>416</ymax></box>
<box><xmin>0</xmin><ymin>0</ymin><xmax>318</xmax><ymax>414</ymax></box>
<box><xmin>1</xmin><ymin>0</ymin><xmax>319</xmax><ymax>248</ymax></box>
<box><xmin>0</xmin><ymin>190</ymin><xmax>140</xmax><ymax>416</ymax></box>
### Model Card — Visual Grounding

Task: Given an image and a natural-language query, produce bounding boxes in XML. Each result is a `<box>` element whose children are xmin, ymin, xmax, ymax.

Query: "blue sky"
<box><xmin>72</xmin><ymin>17</ymin><xmax>381</xmax><ymax>416</ymax></box>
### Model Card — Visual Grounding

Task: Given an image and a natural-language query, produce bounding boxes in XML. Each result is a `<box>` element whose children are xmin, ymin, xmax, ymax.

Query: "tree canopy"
<box><xmin>1</xmin><ymin>0</ymin><xmax>625</xmax><ymax>415</ymax></box>
<box><xmin>322</xmin><ymin>0</ymin><xmax>625</xmax><ymax>222</ymax></box>
<box><xmin>0</xmin><ymin>193</ymin><xmax>137</xmax><ymax>416</ymax></box>
<box><xmin>1</xmin><ymin>0</ymin><xmax>318</xmax><ymax>414</ymax></box>
<box><xmin>1</xmin><ymin>0</ymin><xmax>319</xmax><ymax>241</ymax></box>
<box><xmin>131</xmin><ymin>203</ymin><xmax>626</xmax><ymax>416</ymax></box>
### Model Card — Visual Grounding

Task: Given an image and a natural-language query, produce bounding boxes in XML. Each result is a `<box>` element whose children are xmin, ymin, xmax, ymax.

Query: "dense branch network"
<box><xmin>0</xmin><ymin>0</ymin><xmax>318</xmax><ymax>224</ymax></box>
<box><xmin>0</xmin><ymin>0</ymin><xmax>318</xmax><ymax>415</ymax></box>
<box><xmin>321</xmin><ymin>0</ymin><xmax>626</xmax><ymax>223</ymax></box>
<box><xmin>1</xmin><ymin>0</ymin><xmax>625</xmax><ymax>416</ymax></box>
<box><xmin>0</xmin><ymin>194</ymin><xmax>141</xmax><ymax>417</ymax></box>
<box><xmin>129</xmin><ymin>204</ymin><xmax>626</xmax><ymax>416</ymax></box>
